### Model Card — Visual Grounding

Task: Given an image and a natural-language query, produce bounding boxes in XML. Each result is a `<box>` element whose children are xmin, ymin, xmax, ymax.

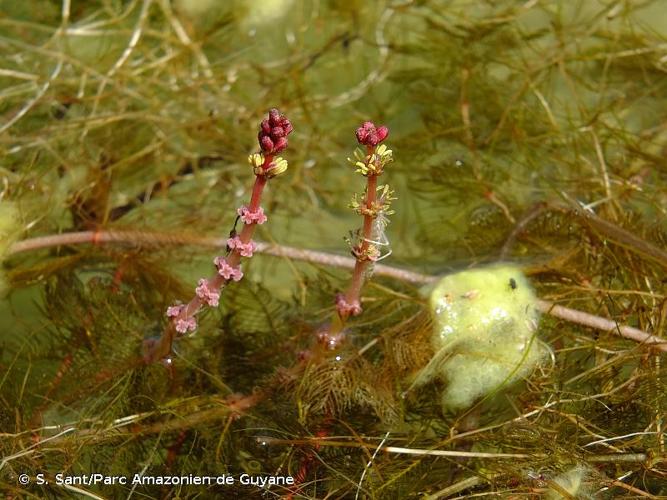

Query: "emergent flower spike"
<box><xmin>258</xmin><ymin>108</ymin><xmax>293</xmax><ymax>154</ymax></box>
<box><xmin>355</xmin><ymin>121</ymin><xmax>388</xmax><ymax>147</ymax></box>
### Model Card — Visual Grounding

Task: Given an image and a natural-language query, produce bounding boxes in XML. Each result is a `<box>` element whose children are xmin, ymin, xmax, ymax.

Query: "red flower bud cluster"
<box><xmin>258</xmin><ymin>108</ymin><xmax>293</xmax><ymax>154</ymax></box>
<box><xmin>355</xmin><ymin>121</ymin><xmax>388</xmax><ymax>147</ymax></box>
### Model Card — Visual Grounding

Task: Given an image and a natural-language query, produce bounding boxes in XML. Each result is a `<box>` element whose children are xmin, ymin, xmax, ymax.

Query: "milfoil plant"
<box><xmin>316</xmin><ymin>121</ymin><xmax>395</xmax><ymax>352</ymax></box>
<box><xmin>143</xmin><ymin>109</ymin><xmax>293</xmax><ymax>364</ymax></box>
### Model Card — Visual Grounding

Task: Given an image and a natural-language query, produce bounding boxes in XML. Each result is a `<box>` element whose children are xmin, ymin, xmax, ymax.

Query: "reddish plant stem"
<box><xmin>326</xmin><ymin>143</ymin><xmax>383</xmax><ymax>340</ymax></box>
<box><xmin>143</xmin><ymin>160</ymin><xmax>271</xmax><ymax>363</ymax></box>
<box><xmin>248</xmin><ymin>169</ymin><xmax>269</xmax><ymax>211</ymax></box>
<box><xmin>341</xmin><ymin>172</ymin><xmax>378</xmax><ymax>321</ymax></box>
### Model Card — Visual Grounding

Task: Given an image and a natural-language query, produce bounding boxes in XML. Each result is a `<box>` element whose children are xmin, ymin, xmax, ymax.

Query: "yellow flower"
<box><xmin>265</xmin><ymin>157</ymin><xmax>288</xmax><ymax>178</ymax></box>
<box><xmin>248</xmin><ymin>153</ymin><xmax>265</xmax><ymax>175</ymax></box>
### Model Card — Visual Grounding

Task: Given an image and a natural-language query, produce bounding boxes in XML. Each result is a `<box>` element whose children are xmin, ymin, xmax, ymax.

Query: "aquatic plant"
<box><xmin>314</xmin><ymin>120</ymin><xmax>395</xmax><ymax>352</ymax></box>
<box><xmin>142</xmin><ymin>108</ymin><xmax>293</xmax><ymax>363</ymax></box>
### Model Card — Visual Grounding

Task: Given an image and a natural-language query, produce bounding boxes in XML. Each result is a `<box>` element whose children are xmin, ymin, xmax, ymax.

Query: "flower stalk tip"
<box><xmin>330</xmin><ymin>120</ymin><xmax>395</xmax><ymax>331</ymax></box>
<box><xmin>355</xmin><ymin>121</ymin><xmax>389</xmax><ymax>147</ymax></box>
<box><xmin>258</xmin><ymin>108</ymin><xmax>293</xmax><ymax>154</ymax></box>
<box><xmin>146</xmin><ymin>107</ymin><xmax>293</xmax><ymax>364</ymax></box>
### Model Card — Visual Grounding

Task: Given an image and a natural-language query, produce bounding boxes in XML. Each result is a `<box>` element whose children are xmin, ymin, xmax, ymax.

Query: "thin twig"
<box><xmin>256</xmin><ymin>436</ymin><xmax>534</xmax><ymax>459</ymax></box>
<box><xmin>499</xmin><ymin>202</ymin><xmax>548</xmax><ymax>259</ymax></box>
<box><xmin>536</xmin><ymin>300</ymin><xmax>666</xmax><ymax>351</ymax></box>
<box><xmin>0</xmin><ymin>427</ymin><xmax>75</xmax><ymax>471</ymax></box>
<box><xmin>355</xmin><ymin>431</ymin><xmax>390</xmax><ymax>500</ymax></box>
<box><xmin>0</xmin><ymin>0</ymin><xmax>69</xmax><ymax>134</ymax></box>
<box><xmin>328</xmin><ymin>5</ymin><xmax>392</xmax><ymax>107</ymax></box>
<box><xmin>157</xmin><ymin>0</ymin><xmax>213</xmax><ymax>79</ymax></box>
<box><xmin>6</xmin><ymin>229</ymin><xmax>666</xmax><ymax>352</ymax></box>
<box><xmin>83</xmin><ymin>0</ymin><xmax>152</xmax><ymax>139</ymax></box>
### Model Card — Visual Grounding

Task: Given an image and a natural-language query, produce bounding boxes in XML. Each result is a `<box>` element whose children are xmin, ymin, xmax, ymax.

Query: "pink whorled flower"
<box><xmin>214</xmin><ymin>256</ymin><xmax>243</xmax><ymax>281</ymax></box>
<box><xmin>166</xmin><ymin>303</ymin><xmax>185</xmax><ymax>318</ymax></box>
<box><xmin>237</xmin><ymin>205</ymin><xmax>268</xmax><ymax>225</ymax></box>
<box><xmin>165</xmin><ymin>303</ymin><xmax>197</xmax><ymax>333</ymax></box>
<box><xmin>335</xmin><ymin>293</ymin><xmax>362</xmax><ymax>316</ymax></box>
<box><xmin>174</xmin><ymin>316</ymin><xmax>197</xmax><ymax>334</ymax></box>
<box><xmin>227</xmin><ymin>236</ymin><xmax>257</xmax><ymax>257</ymax></box>
<box><xmin>355</xmin><ymin>121</ymin><xmax>389</xmax><ymax>147</ymax></box>
<box><xmin>195</xmin><ymin>278</ymin><xmax>220</xmax><ymax>307</ymax></box>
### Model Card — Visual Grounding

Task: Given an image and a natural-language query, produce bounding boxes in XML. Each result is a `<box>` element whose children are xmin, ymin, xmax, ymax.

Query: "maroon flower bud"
<box><xmin>257</xmin><ymin>109</ymin><xmax>293</xmax><ymax>153</ymax></box>
<box><xmin>273</xmin><ymin>137</ymin><xmax>288</xmax><ymax>153</ymax></box>
<box><xmin>268</xmin><ymin>108</ymin><xmax>281</xmax><ymax>126</ymax></box>
<box><xmin>355</xmin><ymin>121</ymin><xmax>389</xmax><ymax>147</ymax></box>
<box><xmin>261</xmin><ymin>119</ymin><xmax>271</xmax><ymax>134</ymax></box>
<box><xmin>260</xmin><ymin>135</ymin><xmax>274</xmax><ymax>152</ymax></box>
<box><xmin>355</xmin><ymin>127</ymin><xmax>368</xmax><ymax>144</ymax></box>
<box><xmin>376</xmin><ymin>125</ymin><xmax>389</xmax><ymax>143</ymax></box>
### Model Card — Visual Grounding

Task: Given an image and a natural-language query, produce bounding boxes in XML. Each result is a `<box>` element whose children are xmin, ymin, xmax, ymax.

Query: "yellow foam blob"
<box><xmin>417</xmin><ymin>265</ymin><xmax>545</xmax><ymax>411</ymax></box>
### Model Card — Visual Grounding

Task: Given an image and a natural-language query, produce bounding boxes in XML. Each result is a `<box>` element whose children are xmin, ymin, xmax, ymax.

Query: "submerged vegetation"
<box><xmin>1</xmin><ymin>0</ymin><xmax>666</xmax><ymax>497</ymax></box>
